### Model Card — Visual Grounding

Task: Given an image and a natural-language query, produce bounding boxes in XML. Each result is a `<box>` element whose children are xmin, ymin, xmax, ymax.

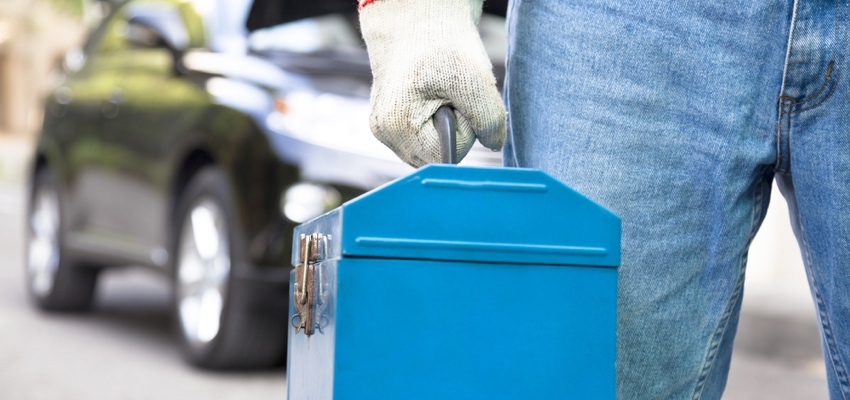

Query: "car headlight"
<box><xmin>281</xmin><ymin>182</ymin><xmax>342</xmax><ymax>223</ymax></box>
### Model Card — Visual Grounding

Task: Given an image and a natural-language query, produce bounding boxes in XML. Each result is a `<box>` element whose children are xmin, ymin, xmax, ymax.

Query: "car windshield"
<box><xmin>248</xmin><ymin>13</ymin><xmax>364</xmax><ymax>55</ymax></box>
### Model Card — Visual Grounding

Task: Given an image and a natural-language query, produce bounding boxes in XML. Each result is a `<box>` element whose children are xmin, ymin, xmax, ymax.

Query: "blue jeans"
<box><xmin>504</xmin><ymin>0</ymin><xmax>850</xmax><ymax>398</ymax></box>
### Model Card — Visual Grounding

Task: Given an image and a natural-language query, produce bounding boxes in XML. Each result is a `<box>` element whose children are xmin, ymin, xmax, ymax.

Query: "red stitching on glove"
<box><xmin>358</xmin><ymin>0</ymin><xmax>377</xmax><ymax>10</ymax></box>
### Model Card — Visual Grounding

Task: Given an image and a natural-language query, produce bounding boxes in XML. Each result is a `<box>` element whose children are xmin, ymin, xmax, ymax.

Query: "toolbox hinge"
<box><xmin>292</xmin><ymin>232</ymin><xmax>329</xmax><ymax>336</ymax></box>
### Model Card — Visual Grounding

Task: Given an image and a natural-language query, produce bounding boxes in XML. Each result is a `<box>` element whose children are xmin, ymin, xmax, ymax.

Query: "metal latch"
<box><xmin>292</xmin><ymin>232</ymin><xmax>328</xmax><ymax>336</ymax></box>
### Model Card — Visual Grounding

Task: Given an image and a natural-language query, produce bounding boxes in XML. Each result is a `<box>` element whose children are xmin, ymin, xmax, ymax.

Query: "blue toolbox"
<box><xmin>286</xmin><ymin>106</ymin><xmax>620</xmax><ymax>399</ymax></box>
<box><xmin>286</xmin><ymin>163</ymin><xmax>621</xmax><ymax>399</ymax></box>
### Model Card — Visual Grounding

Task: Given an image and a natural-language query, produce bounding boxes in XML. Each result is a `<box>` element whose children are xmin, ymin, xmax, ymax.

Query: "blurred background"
<box><xmin>0</xmin><ymin>0</ymin><xmax>832</xmax><ymax>399</ymax></box>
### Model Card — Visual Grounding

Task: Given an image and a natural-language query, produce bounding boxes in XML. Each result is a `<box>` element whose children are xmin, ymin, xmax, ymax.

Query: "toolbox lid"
<box><xmin>294</xmin><ymin>165</ymin><xmax>620</xmax><ymax>267</ymax></box>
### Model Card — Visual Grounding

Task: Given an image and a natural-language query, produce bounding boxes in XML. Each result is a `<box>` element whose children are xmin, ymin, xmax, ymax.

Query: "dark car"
<box><xmin>26</xmin><ymin>0</ymin><xmax>504</xmax><ymax>369</ymax></box>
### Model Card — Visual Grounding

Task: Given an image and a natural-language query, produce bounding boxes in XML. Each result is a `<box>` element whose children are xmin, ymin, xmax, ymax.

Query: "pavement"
<box><xmin>0</xmin><ymin>134</ymin><xmax>831</xmax><ymax>399</ymax></box>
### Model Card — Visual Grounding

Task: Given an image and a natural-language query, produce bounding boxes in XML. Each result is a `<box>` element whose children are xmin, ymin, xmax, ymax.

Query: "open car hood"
<box><xmin>246</xmin><ymin>0</ymin><xmax>508</xmax><ymax>31</ymax></box>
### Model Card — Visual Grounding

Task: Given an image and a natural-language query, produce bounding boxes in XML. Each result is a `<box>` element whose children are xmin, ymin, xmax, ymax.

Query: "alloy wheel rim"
<box><xmin>177</xmin><ymin>198</ymin><xmax>231</xmax><ymax>346</ymax></box>
<box><xmin>27</xmin><ymin>186</ymin><xmax>60</xmax><ymax>298</ymax></box>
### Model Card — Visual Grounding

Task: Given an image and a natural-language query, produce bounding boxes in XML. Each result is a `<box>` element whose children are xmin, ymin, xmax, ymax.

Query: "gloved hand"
<box><xmin>359</xmin><ymin>0</ymin><xmax>506</xmax><ymax>167</ymax></box>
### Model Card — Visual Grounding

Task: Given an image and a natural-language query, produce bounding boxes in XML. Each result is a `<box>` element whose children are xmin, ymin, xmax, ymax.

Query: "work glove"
<box><xmin>359</xmin><ymin>0</ymin><xmax>507</xmax><ymax>167</ymax></box>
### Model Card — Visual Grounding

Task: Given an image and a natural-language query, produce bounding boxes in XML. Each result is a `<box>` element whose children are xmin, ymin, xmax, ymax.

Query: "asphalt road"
<box><xmin>0</xmin><ymin>181</ymin><xmax>829</xmax><ymax>399</ymax></box>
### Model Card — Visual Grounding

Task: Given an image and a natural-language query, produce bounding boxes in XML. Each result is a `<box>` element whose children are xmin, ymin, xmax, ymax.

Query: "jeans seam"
<box><xmin>797</xmin><ymin>220</ymin><xmax>850</xmax><ymax>400</ymax></box>
<box><xmin>789</xmin><ymin>61</ymin><xmax>836</xmax><ymax>113</ymax></box>
<box><xmin>778</xmin><ymin>0</ymin><xmax>800</xmax><ymax>102</ymax></box>
<box><xmin>776</xmin><ymin>0</ymin><xmax>799</xmax><ymax>175</ymax></box>
<box><xmin>776</xmin><ymin>98</ymin><xmax>792</xmax><ymax>173</ymax></box>
<box><xmin>787</xmin><ymin>0</ymin><xmax>847</xmax><ymax>113</ymax></box>
<box><xmin>690</xmin><ymin>174</ymin><xmax>766</xmax><ymax>400</ymax></box>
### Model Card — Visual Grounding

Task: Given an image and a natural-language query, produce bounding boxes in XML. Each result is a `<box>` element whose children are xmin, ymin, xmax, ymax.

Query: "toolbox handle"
<box><xmin>433</xmin><ymin>105</ymin><xmax>459</xmax><ymax>165</ymax></box>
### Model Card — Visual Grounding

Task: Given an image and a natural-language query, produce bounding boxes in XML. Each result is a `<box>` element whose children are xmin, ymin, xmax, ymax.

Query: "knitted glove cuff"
<box><xmin>359</xmin><ymin>0</ymin><xmax>506</xmax><ymax>167</ymax></box>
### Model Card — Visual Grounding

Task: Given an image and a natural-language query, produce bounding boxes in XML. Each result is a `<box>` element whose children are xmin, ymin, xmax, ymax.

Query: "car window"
<box><xmin>174</xmin><ymin>0</ymin><xmax>207</xmax><ymax>48</ymax></box>
<box><xmin>96</xmin><ymin>9</ymin><xmax>133</xmax><ymax>54</ymax></box>
<box><xmin>77</xmin><ymin>2</ymin><xmax>116</xmax><ymax>56</ymax></box>
<box><xmin>86</xmin><ymin>0</ymin><xmax>208</xmax><ymax>57</ymax></box>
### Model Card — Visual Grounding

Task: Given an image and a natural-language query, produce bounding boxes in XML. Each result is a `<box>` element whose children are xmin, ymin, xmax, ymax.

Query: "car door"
<box><xmin>60</xmin><ymin>4</ymin><xmax>158</xmax><ymax>267</ymax></box>
<box><xmin>68</xmin><ymin>0</ymin><xmax>211</xmax><ymax>268</ymax></box>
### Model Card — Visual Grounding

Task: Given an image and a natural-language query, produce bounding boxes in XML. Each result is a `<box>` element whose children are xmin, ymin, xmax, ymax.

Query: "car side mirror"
<box><xmin>127</xmin><ymin>15</ymin><xmax>189</xmax><ymax>75</ymax></box>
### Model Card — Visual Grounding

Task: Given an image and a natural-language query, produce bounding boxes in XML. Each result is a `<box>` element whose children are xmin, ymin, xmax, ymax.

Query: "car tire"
<box><xmin>25</xmin><ymin>167</ymin><xmax>99</xmax><ymax>311</ymax></box>
<box><xmin>172</xmin><ymin>166</ymin><xmax>286</xmax><ymax>369</ymax></box>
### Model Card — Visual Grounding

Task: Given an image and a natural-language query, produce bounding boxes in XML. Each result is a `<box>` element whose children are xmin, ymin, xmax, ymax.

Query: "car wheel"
<box><xmin>26</xmin><ymin>167</ymin><xmax>98</xmax><ymax>311</ymax></box>
<box><xmin>173</xmin><ymin>166</ymin><xmax>285</xmax><ymax>369</ymax></box>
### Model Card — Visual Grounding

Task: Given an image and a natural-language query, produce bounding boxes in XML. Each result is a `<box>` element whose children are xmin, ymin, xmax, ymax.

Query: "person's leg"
<box><xmin>505</xmin><ymin>0</ymin><xmax>793</xmax><ymax>398</ymax></box>
<box><xmin>774</xmin><ymin>1</ymin><xmax>850</xmax><ymax>397</ymax></box>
